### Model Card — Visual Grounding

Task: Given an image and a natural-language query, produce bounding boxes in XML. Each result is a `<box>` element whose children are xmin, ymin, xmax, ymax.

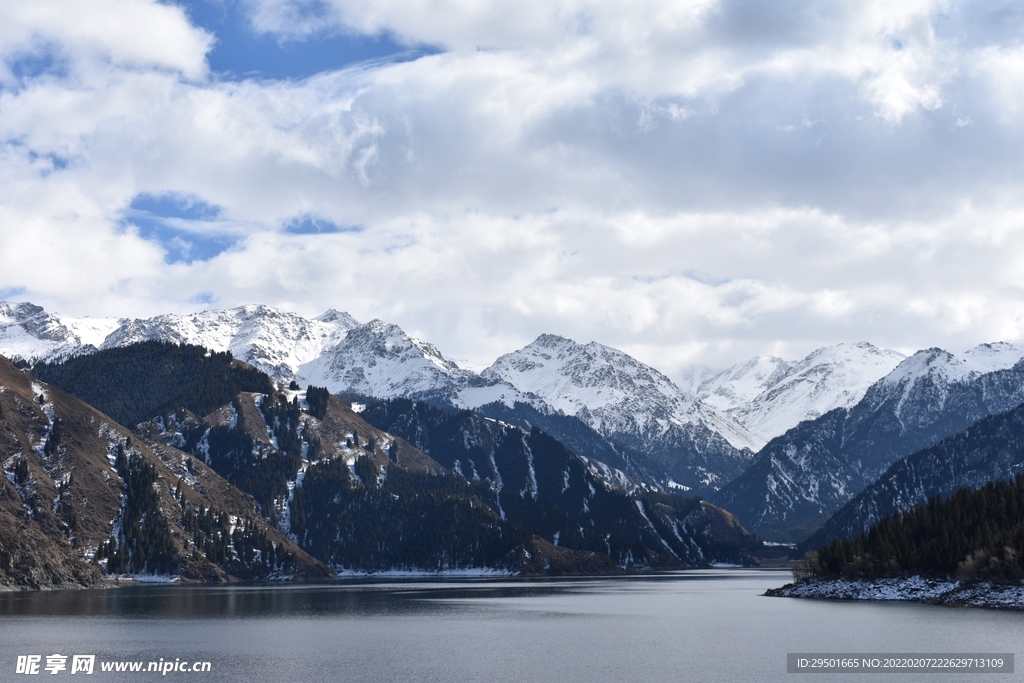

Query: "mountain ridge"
<box><xmin>2</xmin><ymin>303</ymin><xmax>762</xmax><ymax>492</ymax></box>
<box><xmin>714</xmin><ymin>348</ymin><xmax>1024</xmax><ymax>542</ymax></box>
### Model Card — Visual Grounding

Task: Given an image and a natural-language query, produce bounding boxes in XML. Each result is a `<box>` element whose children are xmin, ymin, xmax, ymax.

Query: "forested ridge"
<box><xmin>801</xmin><ymin>475</ymin><xmax>1024</xmax><ymax>583</ymax></box>
<box><xmin>94</xmin><ymin>441</ymin><xmax>299</xmax><ymax>579</ymax></box>
<box><xmin>34</xmin><ymin>341</ymin><xmax>273</xmax><ymax>426</ymax></box>
<box><xmin>292</xmin><ymin>457</ymin><xmax>533</xmax><ymax>570</ymax></box>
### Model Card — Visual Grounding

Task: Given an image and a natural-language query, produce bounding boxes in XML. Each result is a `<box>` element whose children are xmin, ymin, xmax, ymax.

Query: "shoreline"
<box><xmin>766</xmin><ymin>575</ymin><xmax>1024</xmax><ymax>609</ymax></box>
<box><xmin>0</xmin><ymin>565</ymin><xmax>782</xmax><ymax>593</ymax></box>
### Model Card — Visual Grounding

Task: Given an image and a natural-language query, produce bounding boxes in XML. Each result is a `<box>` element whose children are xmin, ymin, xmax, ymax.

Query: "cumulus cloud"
<box><xmin>1</xmin><ymin>0</ymin><xmax>1024</xmax><ymax>380</ymax></box>
<box><xmin>0</xmin><ymin>0</ymin><xmax>212</xmax><ymax>82</ymax></box>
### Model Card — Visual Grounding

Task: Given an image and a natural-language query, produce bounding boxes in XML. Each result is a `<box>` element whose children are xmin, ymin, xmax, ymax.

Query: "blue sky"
<box><xmin>1</xmin><ymin>0</ymin><xmax>1024</xmax><ymax>376</ymax></box>
<box><xmin>180</xmin><ymin>0</ymin><xmax>434</xmax><ymax>80</ymax></box>
<box><xmin>119</xmin><ymin>1</ymin><xmax>420</xmax><ymax>263</ymax></box>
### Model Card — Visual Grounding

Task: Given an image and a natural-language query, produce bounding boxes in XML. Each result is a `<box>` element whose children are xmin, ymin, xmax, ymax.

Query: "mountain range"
<box><xmin>0</xmin><ymin>302</ymin><xmax>913</xmax><ymax>493</ymax></box>
<box><xmin>800</xmin><ymin>360</ymin><xmax>1024</xmax><ymax>552</ymax></box>
<box><xmin>714</xmin><ymin>344</ymin><xmax>1024</xmax><ymax>541</ymax></box>
<box><xmin>6</xmin><ymin>300</ymin><xmax>1024</xmax><ymax>554</ymax></box>
<box><xmin>0</xmin><ymin>337</ymin><xmax>767</xmax><ymax>587</ymax></box>
<box><xmin>687</xmin><ymin>342</ymin><xmax>907</xmax><ymax>441</ymax></box>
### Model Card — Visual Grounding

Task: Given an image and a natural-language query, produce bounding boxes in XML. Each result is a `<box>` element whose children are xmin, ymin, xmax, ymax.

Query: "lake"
<box><xmin>0</xmin><ymin>569</ymin><xmax>1020</xmax><ymax>682</ymax></box>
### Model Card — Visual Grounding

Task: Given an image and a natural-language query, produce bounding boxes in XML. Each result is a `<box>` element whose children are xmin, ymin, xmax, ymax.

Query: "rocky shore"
<box><xmin>766</xmin><ymin>575</ymin><xmax>1024</xmax><ymax>609</ymax></box>
<box><xmin>765</xmin><ymin>577</ymin><xmax>1024</xmax><ymax>610</ymax></box>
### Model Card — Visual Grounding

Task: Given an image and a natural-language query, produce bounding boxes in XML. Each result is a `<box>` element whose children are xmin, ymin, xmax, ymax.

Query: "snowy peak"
<box><xmin>881</xmin><ymin>342</ymin><xmax>1024</xmax><ymax>391</ymax></box>
<box><xmin>0</xmin><ymin>301</ymin><xmax>361</xmax><ymax>382</ymax></box>
<box><xmin>718</xmin><ymin>340</ymin><xmax>1024</xmax><ymax>541</ymax></box>
<box><xmin>314</xmin><ymin>309</ymin><xmax>360</xmax><ymax>327</ymax></box>
<box><xmin>483</xmin><ymin>334</ymin><xmax>763</xmax><ymax>452</ymax></box>
<box><xmin>0</xmin><ymin>301</ymin><xmax>120</xmax><ymax>363</ymax></box>
<box><xmin>297</xmin><ymin>318</ymin><xmax>476</xmax><ymax>401</ymax></box>
<box><xmin>0</xmin><ymin>301</ymin><xmax>519</xmax><ymax>409</ymax></box>
<box><xmin>872</xmin><ymin>342</ymin><xmax>1024</xmax><ymax>422</ymax></box>
<box><xmin>0</xmin><ymin>301</ymin><xmax>44</xmax><ymax>324</ymax></box>
<box><xmin>713</xmin><ymin>340</ymin><xmax>1024</xmax><ymax>445</ymax></box>
<box><xmin>961</xmin><ymin>341</ymin><xmax>1024</xmax><ymax>374</ymax></box>
<box><xmin>880</xmin><ymin>344</ymin><xmax>1024</xmax><ymax>393</ymax></box>
<box><xmin>692</xmin><ymin>355</ymin><xmax>791</xmax><ymax>414</ymax></box>
<box><xmin>878</xmin><ymin>348</ymin><xmax>962</xmax><ymax>390</ymax></box>
<box><xmin>713</xmin><ymin>342</ymin><xmax>906</xmax><ymax>442</ymax></box>
<box><xmin>100</xmin><ymin>305</ymin><xmax>358</xmax><ymax>382</ymax></box>
<box><xmin>484</xmin><ymin>333</ymin><xmax>696</xmax><ymax>417</ymax></box>
<box><xmin>0</xmin><ymin>301</ymin><xmax>119</xmax><ymax>348</ymax></box>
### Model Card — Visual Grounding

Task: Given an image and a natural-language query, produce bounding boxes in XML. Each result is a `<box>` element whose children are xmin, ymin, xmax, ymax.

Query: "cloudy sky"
<box><xmin>2</xmin><ymin>0</ymin><xmax>1024</xmax><ymax>378</ymax></box>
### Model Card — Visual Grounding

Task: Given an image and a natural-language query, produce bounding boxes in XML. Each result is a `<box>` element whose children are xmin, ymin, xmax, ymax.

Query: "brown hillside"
<box><xmin>0</xmin><ymin>355</ymin><xmax>330</xmax><ymax>588</ymax></box>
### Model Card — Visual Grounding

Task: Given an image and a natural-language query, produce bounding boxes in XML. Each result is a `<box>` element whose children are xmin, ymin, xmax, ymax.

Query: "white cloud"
<box><xmin>2</xmin><ymin>0</ymin><xmax>1024</xmax><ymax>380</ymax></box>
<box><xmin>0</xmin><ymin>0</ymin><xmax>212</xmax><ymax>82</ymax></box>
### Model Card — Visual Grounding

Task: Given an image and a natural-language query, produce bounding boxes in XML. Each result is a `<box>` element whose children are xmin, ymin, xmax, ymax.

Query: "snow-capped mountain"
<box><xmin>105</xmin><ymin>305</ymin><xmax>358</xmax><ymax>382</ymax></box>
<box><xmin>0</xmin><ymin>301</ymin><xmax>509</xmax><ymax>404</ymax></box>
<box><xmin>0</xmin><ymin>302</ymin><xmax>359</xmax><ymax>382</ymax></box>
<box><xmin>0</xmin><ymin>302</ymin><xmax>120</xmax><ymax>362</ymax></box>
<box><xmin>483</xmin><ymin>334</ymin><xmax>762</xmax><ymax>452</ymax></box>
<box><xmin>297</xmin><ymin>318</ymin><xmax>482</xmax><ymax>403</ymax></box>
<box><xmin>714</xmin><ymin>344</ymin><xmax>1024</xmax><ymax>542</ymax></box>
<box><xmin>870</xmin><ymin>343</ymin><xmax>1024</xmax><ymax>430</ymax></box>
<box><xmin>1</xmin><ymin>302</ymin><xmax>764</xmax><ymax>491</ymax></box>
<box><xmin>691</xmin><ymin>343</ymin><xmax>906</xmax><ymax>442</ymax></box>
<box><xmin>803</xmin><ymin>388</ymin><xmax>1024</xmax><ymax>553</ymax></box>
<box><xmin>688</xmin><ymin>355</ymin><xmax>791</xmax><ymax>414</ymax></box>
<box><xmin>480</xmin><ymin>334</ymin><xmax>762</xmax><ymax>492</ymax></box>
<box><xmin>730</xmin><ymin>342</ymin><xmax>907</xmax><ymax>441</ymax></box>
<box><xmin>960</xmin><ymin>341</ymin><xmax>1024</xmax><ymax>373</ymax></box>
<box><xmin>29</xmin><ymin>340</ymin><xmax>762</xmax><ymax>573</ymax></box>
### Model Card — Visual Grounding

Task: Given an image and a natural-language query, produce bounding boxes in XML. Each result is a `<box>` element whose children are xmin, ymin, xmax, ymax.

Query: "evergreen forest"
<box><xmin>803</xmin><ymin>475</ymin><xmax>1024</xmax><ymax>583</ymax></box>
<box><xmin>34</xmin><ymin>341</ymin><xmax>273</xmax><ymax>426</ymax></box>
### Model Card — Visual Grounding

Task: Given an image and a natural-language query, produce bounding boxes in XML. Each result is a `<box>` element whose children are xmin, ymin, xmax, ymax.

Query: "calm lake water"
<box><xmin>0</xmin><ymin>569</ymin><xmax>1020</xmax><ymax>682</ymax></box>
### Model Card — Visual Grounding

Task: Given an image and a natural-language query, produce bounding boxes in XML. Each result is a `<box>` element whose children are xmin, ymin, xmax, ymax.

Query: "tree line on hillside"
<box><xmin>185</xmin><ymin>394</ymin><xmax>305</xmax><ymax>518</ymax></box>
<box><xmin>799</xmin><ymin>475</ymin><xmax>1024</xmax><ymax>583</ymax></box>
<box><xmin>291</xmin><ymin>456</ymin><xmax>533</xmax><ymax>571</ymax></box>
<box><xmin>33</xmin><ymin>341</ymin><xmax>273</xmax><ymax>426</ymax></box>
<box><xmin>95</xmin><ymin>441</ymin><xmax>295</xmax><ymax>579</ymax></box>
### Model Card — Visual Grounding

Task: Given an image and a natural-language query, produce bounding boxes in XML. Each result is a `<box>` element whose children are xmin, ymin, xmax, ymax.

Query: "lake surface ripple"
<box><xmin>0</xmin><ymin>569</ymin><xmax>1020</xmax><ymax>682</ymax></box>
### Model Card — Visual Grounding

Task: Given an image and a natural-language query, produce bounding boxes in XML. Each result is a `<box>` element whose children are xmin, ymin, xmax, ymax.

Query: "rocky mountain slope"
<box><xmin>359</xmin><ymin>398</ymin><xmax>761</xmax><ymax>566</ymax></box>
<box><xmin>480</xmin><ymin>334</ymin><xmax>762</xmax><ymax>493</ymax></box>
<box><xmin>713</xmin><ymin>349</ymin><xmax>1024</xmax><ymax>542</ymax></box>
<box><xmin>0</xmin><ymin>354</ymin><xmax>330</xmax><ymax>588</ymax></box>
<box><xmin>801</xmin><ymin>398</ymin><xmax>1024</xmax><ymax>552</ymax></box>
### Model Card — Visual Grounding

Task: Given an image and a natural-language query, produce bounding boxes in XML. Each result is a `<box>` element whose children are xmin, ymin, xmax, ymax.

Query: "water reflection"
<box><xmin>0</xmin><ymin>570</ymin><xmax>1020</xmax><ymax>683</ymax></box>
<box><xmin>0</xmin><ymin>570</ymin><xmax>758</xmax><ymax>619</ymax></box>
